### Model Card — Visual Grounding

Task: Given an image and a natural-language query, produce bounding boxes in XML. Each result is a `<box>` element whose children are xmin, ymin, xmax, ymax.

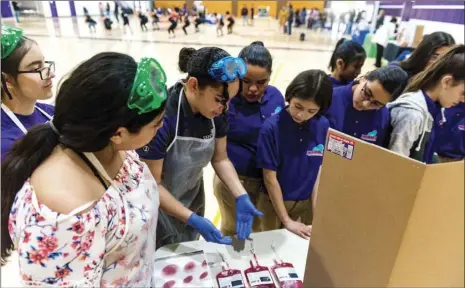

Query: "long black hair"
<box><xmin>399</xmin><ymin>32</ymin><xmax>455</xmax><ymax>78</ymax></box>
<box><xmin>1</xmin><ymin>52</ymin><xmax>165</xmax><ymax>263</ymax></box>
<box><xmin>328</xmin><ymin>38</ymin><xmax>366</xmax><ymax>72</ymax></box>
<box><xmin>1</xmin><ymin>35</ymin><xmax>36</xmax><ymax>100</ymax></box>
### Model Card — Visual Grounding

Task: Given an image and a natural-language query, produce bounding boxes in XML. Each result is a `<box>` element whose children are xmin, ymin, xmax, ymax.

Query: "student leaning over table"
<box><xmin>256</xmin><ymin>70</ymin><xmax>333</xmax><ymax>239</ymax></box>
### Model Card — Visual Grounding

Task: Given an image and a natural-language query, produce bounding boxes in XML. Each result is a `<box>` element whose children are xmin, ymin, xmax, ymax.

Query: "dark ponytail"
<box><xmin>1</xmin><ymin>52</ymin><xmax>165</xmax><ymax>264</ymax></box>
<box><xmin>178</xmin><ymin>46</ymin><xmax>231</xmax><ymax>89</ymax></box>
<box><xmin>1</xmin><ymin>124</ymin><xmax>59</xmax><ymax>263</ymax></box>
<box><xmin>239</xmin><ymin>41</ymin><xmax>273</xmax><ymax>73</ymax></box>
<box><xmin>328</xmin><ymin>39</ymin><xmax>366</xmax><ymax>72</ymax></box>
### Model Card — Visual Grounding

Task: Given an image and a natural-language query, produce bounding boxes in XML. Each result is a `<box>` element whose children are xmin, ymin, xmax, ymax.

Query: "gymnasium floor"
<box><xmin>1</xmin><ymin>15</ymin><xmax>376</xmax><ymax>286</ymax></box>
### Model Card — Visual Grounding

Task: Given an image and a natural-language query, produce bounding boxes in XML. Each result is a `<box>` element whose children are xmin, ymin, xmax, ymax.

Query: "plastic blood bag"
<box><xmin>244</xmin><ymin>245</ymin><xmax>276</xmax><ymax>288</ymax></box>
<box><xmin>270</xmin><ymin>242</ymin><xmax>303</xmax><ymax>288</ymax></box>
<box><xmin>216</xmin><ymin>252</ymin><xmax>245</xmax><ymax>288</ymax></box>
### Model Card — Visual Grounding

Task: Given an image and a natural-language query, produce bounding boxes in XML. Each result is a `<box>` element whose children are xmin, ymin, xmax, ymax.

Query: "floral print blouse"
<box><xmin>8</xmin><ymin>151</ymin><xmax>159</xmax><ymax>287</ymax></box>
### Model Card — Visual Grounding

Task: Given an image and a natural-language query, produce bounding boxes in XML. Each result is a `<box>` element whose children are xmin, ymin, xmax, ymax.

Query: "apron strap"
<box><xmin>167</xmin><ymin>87</ymin><xmax>183</xmax><ymax>152</ymax></box>
<box><xmin>1</xmin><ymin>103</ymin><xmax>53</xmax><ymax>135</ymax></box>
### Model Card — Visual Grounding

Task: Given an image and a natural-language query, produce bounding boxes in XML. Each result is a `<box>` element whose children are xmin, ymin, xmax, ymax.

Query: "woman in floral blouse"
<box><xmin>1</xmin><ymin>51</ymin><xmax>230</xmax><ymax>287</ymax></box>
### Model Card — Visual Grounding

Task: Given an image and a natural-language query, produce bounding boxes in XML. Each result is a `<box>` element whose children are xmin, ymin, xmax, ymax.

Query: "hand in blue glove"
<box><xmin>187</xmin><ymin>213</ymin><xmax>233</xmax><ymax>245</ymax></box>
<box><xmin>236</xmin><ymin>194</ymin><xmax>264</xmax><ymax>240</ymax></box>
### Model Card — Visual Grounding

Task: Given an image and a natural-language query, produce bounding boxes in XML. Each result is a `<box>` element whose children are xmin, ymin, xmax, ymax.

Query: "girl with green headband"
<box><xmin>1</xmin><ymin>52</ymin><xmax>231</xmax><ymax>286</ymax></box>
<box><xmin>1</xmin><ymin>25</ymin><xmax>56</xmax><ymax>160</ymax></box>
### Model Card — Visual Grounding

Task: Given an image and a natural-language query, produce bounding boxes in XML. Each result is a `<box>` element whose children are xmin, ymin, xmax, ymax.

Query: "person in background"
<box><xmin>168</xmin><ymin>8</ymin><xmax>179</xmax><ymax>38</ymax></box>
<box><xmin>98</xmin><ymin>1</ymin><xmax>104</xmax><ymax>17</ymax></box>
<box><xmin>345</xmin><ymin>9</ymin><xmax>356</xmax><ymax>35</ymax></box>
<box><xmin>287</xmin><ymin>4</ymin><xmax>294</xmax><ymax>35</ymax></box>
<box><xmin>1</xmin><ymin>52</ymin><xmax>167</xmax><ymax>286</ymax></box>
<box><xmin>250</xmin><ymin>4</ymin><xmax>255</xmax><ymax>26</ymax></box>
<box><xmin>138</xmin><ymin>11</ymin><xmax>149</xmax><ymax>31</ymax></box>
<box><xmin>295</xmin><ymin>9</ymin><xmax>301</xmax><ymax>27</ymax></box>
<box><xmin>121</xmin><ymin>10</ymin><xmax>133</xmax><ymax>34</ymax></box>
<box><xmin>394</xmin><ymin>32</ymin><xmax>455</xmax><ymax>79</ymax></box>
<box><xmin>105</xmin><ymin>2</ymin><xmax>111</xmax><ymax>18</ymax></box>
<box><xmin>325</xmin><ymin>66</ymin><xmax>408</xmax><ymax>147</ymax></box>
<box><xmin>241</xmin><ymin>4</ymin><xmax>248</xmax><ymax>26</ymax></box>
<box><xmin>194</xmin><ymin>11</ymin><xmax>204</xmax><ymax>33</ymax></box>
<box><xmin>12</xmin><ymin>1</ymin><xmax>20</xmax><ymax>23</ymax></box>
<box><xmin>83</xmin><ymin>6</ymin><xmax>89</xmax><ymax>16</ymax></box>
<box><xmin>435</xmin><ymin>103</ymin><xmax>465</xmax><ymax>163</ymax></box>
<box><xmin>215</xmin><ymin>13</ymin><xmax>224</xmax><ymax>36</ymax></box>
<box><xmin>279</xmin><ymin>6</ymin><xmax>288</xmax><ymax>33</ymax></box>
<box><xmin>151</xmin><ymin>9</ymin><xmax>160</xmax><ymax>30</ymax></box>
<box><xmin>373</xmin><ymin>17</ymin><xmax>398</xmax><ymax>68</ymax></box>
<box><xmin>113</xmin><ymin>1</ymin><xmax>119</xmax><ymax>23</ymax></box>
<box><xmin>301</xmin><ymin>7</ymin><xmax>307</xmax><ymax>28</ymax></box>
<box><xmin>257</xmin><ymin>70</ymin><xmax>332</xmax><ymax>239</ymax></box>
<box><xmin>214</xmin><ymin>41</ymin><xmax>285</xmax><ymax>237</ymax></box>
<box><xmin>375</xmin><ymin>9</ymin><xmax>385</xmax><ymax>31</ymax></box>
<box><xmin>328</xmin><ymin>39</ymin><xmax>366</xmax><ymax>87</ymax></box>
<box><xmin>388</xmin><ymin>45</ymin><xmax>465</xmax><ymax>164</ymax></box>
<box><xmin>103</xmin><ymin>15</ymin><xmax>113</xmax><ymax>34</ymax></box>
<box><xmin>85</xmin><ymin>14</ymin><xmax>97</xmax><ymax>33</ymax></box>
<box><xmin>182</xmin><ymin>11</ymin><xmax>191</xmax><ymax>35</ymax></box>
<box><xmin>1</xmin><ymin>25</ymin><xmax>55</xmax><ymax>160</ymax></box>
<box><xmin>226</xmin><ymin>11</ymin><xmax>235</xmax><ymax>34</ymax></box>
<box><xmin>137</xmin><ymin>47</ymin><xmax>263</xmax><ymax>248</ymax></box>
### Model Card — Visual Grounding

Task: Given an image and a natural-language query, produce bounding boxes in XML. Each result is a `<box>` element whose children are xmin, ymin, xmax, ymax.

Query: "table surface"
<box><xmin>154</xmin><ymin>229</ymin><xmax>310</xmax><ymax>287</ymax></box>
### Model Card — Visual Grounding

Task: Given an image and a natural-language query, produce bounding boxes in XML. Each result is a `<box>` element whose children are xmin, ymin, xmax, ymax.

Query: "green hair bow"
<box><xmin>1</xmin><ymin>24</ymin><xmax>24</xmax><ymax>60</ymax></box>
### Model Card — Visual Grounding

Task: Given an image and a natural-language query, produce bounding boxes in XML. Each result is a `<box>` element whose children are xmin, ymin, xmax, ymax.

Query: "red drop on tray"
<box><xmin>200</xmin><ymin>271</ymin><xmax>209</xmax><ymax>280</ymax></box>
<box><xmin>202</xmin><ymin>260</ymin><xmax>208</xmax><ymax>268</ymax></box>
<box><xmin>163</xmin><ymin>280</ymin><xmax>176</xmax><ymax>288</ymax></box>
<box><xmin>184</xmin><ymin>275</ymin><xmax>194</xmax><ymax>284</ymax></box>
<box><xmin>184</xmin><ymin>261</ymin><xmax>196</xmax><ymax>272</ymax></box>
<box><xmin>162</xmin><ymin>264</ymin><xmax>178</xmax><ymax>276</ymax></box>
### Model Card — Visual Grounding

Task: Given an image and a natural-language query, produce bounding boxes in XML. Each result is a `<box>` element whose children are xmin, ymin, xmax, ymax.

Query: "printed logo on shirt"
<box><xmin>307</xmin><ymin>144</ymin><xmax>324</xmax><ymax>156</ymax></box>
<box><xmin>272</xmin><ymin>106</ymin><xmax>282</xmax><ymax>116</ymax></box>
<box><xmin>361</xmin><ymin>130</ymin><xmax>378</xmax><ymax>142</ymax></box>
<box><xmin>203</xmin><ymin>128</ymin><xmax>215</xmax><ymax>140</ymax></box>
<box><xmin>458</xmin><ymin>124</ymin><xmax>465</xmax><ymax>131</ymax></box>
<box><xmin>143</xmin><ymin>146</ymin><xmax>150</xmax><ymax>152</ymax></box>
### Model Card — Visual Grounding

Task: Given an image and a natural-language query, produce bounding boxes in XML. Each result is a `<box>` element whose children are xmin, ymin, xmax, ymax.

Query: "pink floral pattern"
<box><xmin>9</xmin><ymin>151</ymin><xmax>159</xmax><ymax>287</ymax></box>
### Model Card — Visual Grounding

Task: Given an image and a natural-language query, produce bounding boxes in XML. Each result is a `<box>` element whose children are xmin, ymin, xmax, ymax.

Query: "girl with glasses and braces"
<box><xmin>1</xmin><ymin>25</ymin><xmax>56</xmax><ymax>160</ymax></box>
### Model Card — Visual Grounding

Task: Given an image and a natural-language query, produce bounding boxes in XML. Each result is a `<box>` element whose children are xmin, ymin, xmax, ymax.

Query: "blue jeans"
<box><xmin>14</xmin><ymin>10</ymin><xmax>20</xmax><ymax>23</ymax></box>
<box><xmin>287</xmin><ymin>20</ymin><xmax>293</xmax><ymax>35</ymax></box>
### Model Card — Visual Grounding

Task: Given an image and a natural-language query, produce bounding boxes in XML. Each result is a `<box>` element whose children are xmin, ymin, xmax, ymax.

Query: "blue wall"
<box><xmin>1</xmin><ymin>1</ymin><xmax>13</xmax><ymax>18</ymax></box>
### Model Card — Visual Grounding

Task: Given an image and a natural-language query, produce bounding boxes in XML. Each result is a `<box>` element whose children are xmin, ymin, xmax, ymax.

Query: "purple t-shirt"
<box><xmin>1</xmin><ymin>103</ymin><xmax>55</xmax><ymax>160</ymax></box>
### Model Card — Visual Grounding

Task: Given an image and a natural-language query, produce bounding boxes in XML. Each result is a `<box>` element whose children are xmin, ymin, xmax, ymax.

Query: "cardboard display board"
<box><xmin>304</xmin><ymin>129</ymin><xmax>464</xmax><ymax>287</ymax></box>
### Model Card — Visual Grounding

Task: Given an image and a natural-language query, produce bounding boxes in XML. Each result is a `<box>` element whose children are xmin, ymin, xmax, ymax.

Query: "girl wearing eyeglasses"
<box><xmin>324</xmin><ymin>66</ymin><xmax>408</xmax><ymax>147</ymax></box>
<box><xmin>1</xmin><ymin>25</ymin><xmax>56</xmax><ymax>160</ymax></box>
<box><xmin>388</xmin><ymin>45</ymin><xmax>465</xmax><ymax>163</ymax></box>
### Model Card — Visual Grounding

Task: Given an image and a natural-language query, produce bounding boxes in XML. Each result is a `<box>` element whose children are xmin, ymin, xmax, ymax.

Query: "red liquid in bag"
<box><xmin>271</xmin><ymin>260</ymin><xmax>303</xmax><ymax>288</ymax></box>
<box><xmin>216</xmin><ymin>265</ymin><xmax>245</xmax><ymax>288</ymax></box>
<box><xmin>244</xmin><ymin>260</ymin><xmax>276</xmax><ymax>288</ymax></box>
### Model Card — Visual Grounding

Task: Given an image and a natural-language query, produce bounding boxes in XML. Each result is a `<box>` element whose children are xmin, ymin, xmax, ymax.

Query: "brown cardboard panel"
<box><xmin>388</xmin><ymin>161</ymin><xmax>464</xmax><ymax>287</ymax></box>
<box><xmin>305</xmin><ymin>130</ymin><xmax>426</xmax><ymax>287</ymax></box>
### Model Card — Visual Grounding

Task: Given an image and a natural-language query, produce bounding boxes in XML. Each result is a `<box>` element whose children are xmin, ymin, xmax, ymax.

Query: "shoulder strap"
<box><xmin>75</xmin><ymin>152</ymin><xmax>109</xmax><ymax>190</ymax></box>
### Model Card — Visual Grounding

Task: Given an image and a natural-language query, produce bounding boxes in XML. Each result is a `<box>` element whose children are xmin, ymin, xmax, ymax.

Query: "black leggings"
<box><xmin>182</xmin><ymin>22</ymin><xmax>190</xmax><ymax>34</ymax></box>
<box><xmin>227</xmin><ymin>22</ymin><xmax>234</xmax><ymax>33</ymax></box>
<box><xmin>168</xmin><ymin>21</ymin><xmax>177</xmax><ymax>33</ymax></box>
<box><xmin>375</xmin><ymin>44</ymin><xmax>384</xmax><ymax>68</ymax></box>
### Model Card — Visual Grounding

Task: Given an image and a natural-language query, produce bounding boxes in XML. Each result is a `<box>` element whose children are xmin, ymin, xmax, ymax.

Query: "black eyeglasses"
<box><xmin>360</xmin><ymin>82</ymin><xmax>386</xmax><ymax>108</ymax></box>
<box><xmin>17</xmin><ymin>61</ymin><xmax>55</xmax><ymax>80</ymax></box>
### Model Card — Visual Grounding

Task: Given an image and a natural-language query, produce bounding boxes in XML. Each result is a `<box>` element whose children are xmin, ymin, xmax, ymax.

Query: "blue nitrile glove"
<box><xmin>187</xmin><ymin>213</ymin><xmax>233</xmax><ymax>245</ymax></box>
<box><xmin>236</xmin><ymin>194</ymin><xmax>264</xmax><ymax>240</ymax></box>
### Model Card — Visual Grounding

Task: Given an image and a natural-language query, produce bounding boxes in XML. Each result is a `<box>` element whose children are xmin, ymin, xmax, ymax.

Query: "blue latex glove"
<box><xmin>236</xmin><ymin>194</ymin><xmax>264</xmax><ymax>240</ymax></box>
<box><xmin>187</xmin><ymin>213</ymin><xmax>233</xmax><ymax>245</ymax></box>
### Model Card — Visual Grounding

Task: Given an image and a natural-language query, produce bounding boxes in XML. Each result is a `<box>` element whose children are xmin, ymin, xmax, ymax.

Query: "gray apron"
<box><xmin>156</xmin><ymin>87</ymin><xmax>216</xmax><ymax>248</ymax></box>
